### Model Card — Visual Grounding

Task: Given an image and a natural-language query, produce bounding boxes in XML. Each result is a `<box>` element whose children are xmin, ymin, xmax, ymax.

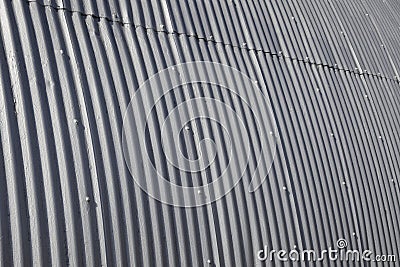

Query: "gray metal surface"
<box><xmin>1</xmin><ymin>0</ymin><xmax>400</xmax><ymax>266</ymax></box>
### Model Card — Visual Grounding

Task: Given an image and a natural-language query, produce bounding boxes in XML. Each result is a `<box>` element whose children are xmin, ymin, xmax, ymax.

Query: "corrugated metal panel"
<box><xmin>1</xmin><ymin>0</ymin><xmax>400</xmax><ymax>266</ymax></box>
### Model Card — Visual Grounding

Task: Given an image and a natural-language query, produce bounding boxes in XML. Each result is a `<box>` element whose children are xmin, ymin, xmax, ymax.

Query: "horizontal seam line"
<box><xmin>26</xmin><ymin>0</ymin><xmax>400</xmax><ymax>84</ymax></box>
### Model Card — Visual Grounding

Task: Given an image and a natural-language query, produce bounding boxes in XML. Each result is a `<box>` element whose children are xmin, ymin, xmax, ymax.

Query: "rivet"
<box><xmin>198</xmin><ymin>190</ymin><xmax>202</xmax><ymax>195</ymax></box>
<box><xmin>207</xmin><ymin>259</ymin><xmax>212</xmax><ymax>264</ymax></box>
<box><xmin>60</xmin><ymin>49</ymin><xmax>64</xmax><ymax>55</ymax></box>
<box><xmin>378</xmin><ymin>135</ymin><xmax>382</xmax><ymax>139</ymax></box>
<box><xmin>342</xmin><ymin>181</ymin><xmax>346</xmax><ymax>186</ymax></box>
<box><xmin>283</xmin><ymin>186</ymin><xmax>288</xmax><ymax>191</ymax></box>
<box><xmin>85</xmin><ymin>196</ymin><xmax>90</xmax><ymax>202</ymax></box>
<box><xmin>184</xmin><ymin>126</ymin><xmax>190</xmax><ymax>131</ymax></box>
<box><xmin>73</xmin><ymin>119</ymin><xmax>79</xmax><ymax>125</ymax></box>
<box><xmin>352</xmin><ymin>232</ymin><xmax>357</xmax><ymax>236</ymax></box>
<box><xmin>160</xmin><ymin>24</ymin><xmax>165</xmax><ymax>30</ymax></box>
<box><xmin>242</xmin><ymin>42</ymin><xmax>247</xmax><ymax>48</ymax></box>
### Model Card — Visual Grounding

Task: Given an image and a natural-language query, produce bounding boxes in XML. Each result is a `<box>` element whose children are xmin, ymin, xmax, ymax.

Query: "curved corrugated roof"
<box><xmin>1</xmin><ymin>0</ymin><xmax>400</xmax><ymax>266</ymax></box>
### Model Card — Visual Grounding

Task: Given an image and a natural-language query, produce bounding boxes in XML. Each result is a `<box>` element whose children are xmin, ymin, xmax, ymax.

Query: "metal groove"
<box><xmin>1</xmin><ymin>0</ymin><xmax>400</xmax><ymax>266</ymax></box>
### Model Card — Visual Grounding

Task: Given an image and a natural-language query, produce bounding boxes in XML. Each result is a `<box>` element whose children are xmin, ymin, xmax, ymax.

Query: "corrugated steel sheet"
<box><xmin>1</xmin><ymin>0</ymin><xmax>400</xmax><ymax>266</ymax></box>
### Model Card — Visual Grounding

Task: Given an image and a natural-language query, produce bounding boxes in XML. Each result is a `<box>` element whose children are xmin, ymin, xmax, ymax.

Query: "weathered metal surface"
<box><xmin>1</xmin><ymin>0</ymin><xmax>400</xmax><ymax>266</ymax></box>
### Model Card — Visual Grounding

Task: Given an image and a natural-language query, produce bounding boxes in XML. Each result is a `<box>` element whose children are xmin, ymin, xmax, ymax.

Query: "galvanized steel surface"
<box><xmin>1</xmin><ymin>0</ymin><xmax>400</xmax><ymax>266</ymax></box>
